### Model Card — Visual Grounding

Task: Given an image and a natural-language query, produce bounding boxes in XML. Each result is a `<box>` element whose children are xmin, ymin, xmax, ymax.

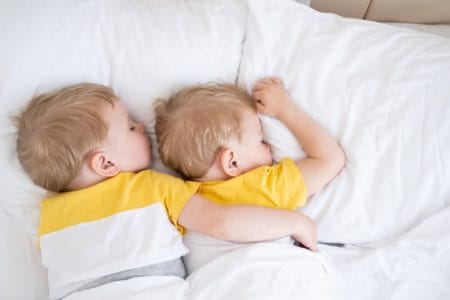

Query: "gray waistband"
<box><xmin>64</xmin><ymin>258</ymin><xmax>186</xmax><ymax>299</ymax></box>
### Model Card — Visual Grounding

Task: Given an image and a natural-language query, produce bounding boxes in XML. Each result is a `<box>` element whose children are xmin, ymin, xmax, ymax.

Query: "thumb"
<box><xmin>294</xmin><ymin>235</ymin><xmax>318</xmax><ymax>252</ymax></box>
<box><xmin>256</xmin><ymin>101</ymin><xmax>266</xmax><ymax>113</ymax></box>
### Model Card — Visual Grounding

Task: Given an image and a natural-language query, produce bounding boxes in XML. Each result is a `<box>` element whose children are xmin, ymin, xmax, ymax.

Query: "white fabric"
<box><xmin>0</xmin><ymin>0</ymin><xmax>247</xmax><ymax>234</ymax></box>
<box><xmin>0</xmin><ymin>205</ymin><xmax>48</xmax><ymax>299</ymax></box>
<box><xmin>388</xmin><ymin>23</ymin><xmax>450</xmax><ymax>39</ymax></box>
<box><xmin>295</xmin><ymin>0</ymin><xmax>311</xmax><ymax>6</ymax></box>
<box><xmin>63</xmin><ymin>206</ymin><xmax>450</xmax><ymax>299</ymax></box>
<box><xmin>238</xmin><ymin>0</ymin><xmax>450</xmax><ymax>244</ymax></box>
<box><xmin>67</xmin><ymin>243</ymin><xmax>344</xmax><ymax>300</ymax></box>
<box><xmin>64</xmin><ymin>276</ymin><xmax>189</xmax><ymax>300</ymax></box>
<box><xmin>328</xmin><ymin>207</ymin><xmax>450</xmax><ymax>299</ymax></box>
<box><xmin>41</xmin><ymin>203</ymin><xmax>187</xmax><ymax>299</ymax></box>
<box><xmin>1</xmin><ymin>0</ymin><xmax>450</xmax><ymax>299</ymax></box>
<box><xmin>0</xmin><ymin>0</ymin><xmax>247</xmax><ymax>299</ymax></box>
<box><xmin>183</xmin><ymin>232</ymin><xmax>294</xmax><ymax>273</ymax></box>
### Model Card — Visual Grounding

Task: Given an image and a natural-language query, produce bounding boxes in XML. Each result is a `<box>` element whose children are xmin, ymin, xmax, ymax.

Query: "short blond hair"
<box><xmin>16</xmin><ymin>83</ymin><xmax>117</xmax><ymax>192</ymax></box>
<box><xmin>154</xmin><ymin>83</ymin><xmax>256</xmax><ymax>179</ymax></box>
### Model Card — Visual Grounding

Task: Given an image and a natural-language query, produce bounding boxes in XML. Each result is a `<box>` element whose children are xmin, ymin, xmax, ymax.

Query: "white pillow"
<box><xmin>0</xmin><ymin>0</ymin><xmax>247</xmax><ymax>233</ymax></box>
<box><xmin>0</xmin><ymin>1</ymin><xmax>247</xmax><ymax>298</ymax></box>
<box><xmin>239</xmin><ymin>0</ymin><xmax>450</xmax><ymax>243</ymax></box>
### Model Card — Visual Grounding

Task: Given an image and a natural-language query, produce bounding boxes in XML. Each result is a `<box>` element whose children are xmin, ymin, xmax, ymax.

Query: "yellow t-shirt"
<box><xmin>40</xmin><ymin>169</ymin><xmax>200</xmax><ymax>237</ymax></box>
<box><xmin>198</xmin><ymin>158</ymin><xmax>307</xmax><ymax>209</ymax></box>
<box><xmin>39</xmin><ymin>170</ymin><xmax>199</xmax><ymax>299</ymax></box>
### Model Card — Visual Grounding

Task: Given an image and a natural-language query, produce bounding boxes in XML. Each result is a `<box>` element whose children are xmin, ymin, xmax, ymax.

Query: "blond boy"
<box><xmin>155</xmin><ymin>77</ymin><xmax>345</xmax><ymax>271</ymax></box>
<box><xmin>16</xmin><ymin>83</ymin><xmax>316</xmax><ymax>299</ymax></box>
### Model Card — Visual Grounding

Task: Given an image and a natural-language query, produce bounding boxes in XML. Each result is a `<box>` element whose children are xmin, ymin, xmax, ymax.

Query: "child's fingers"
<box><xmin>254</xmin><ymin>78</ymin><xmax>272</xmax><ymax>89</ymax></box>
<box><xmin>252</xmin><ymin>91</ymin><xmax>268</xmax><ymax>113</ymax></box>
<box><xmin>260</xmin><ymin>77</ymin><xmax>282</xmax><ymax>85</ymax></box>
<box><xmin>254</xmin><ymin>77</ymin><xmax>282</xmax><ymax>92</ymax></box>
<box><xmin>270</xmin><ymin>77</ymin><xmax>283</xmax><ymax>85</ymax></box>
<box><xmin>307</xmin><ymin>238</ymin><xmax>318</xmax><ymax>252</ymax></box>
<box><xmin>296</xmin><ymin>238</ymin><xmax>318</xmax><ymax>252</ymax></box>
<box><xmin>254</xmin><ymin>77</ymin><xmax>282</xmax><ymax>91</ymax></box>
<box><xmin>253</xmin><ymin>81</ymin><xmax>266</xmax><ymax>92</ymax></box>
<box><xmin>252</xmin><ymin>90</ymin><xmax>265</xmax><ymax>101</ymax></box>
<box><xmin>307</xmin><ymin>244</ymin><xmax>318</xmax><ymax>252</ymax></box>
<box><xmin>255</xmin><ymin>101</ymin><xmax>266</xmax><ymax>113</ymax></box>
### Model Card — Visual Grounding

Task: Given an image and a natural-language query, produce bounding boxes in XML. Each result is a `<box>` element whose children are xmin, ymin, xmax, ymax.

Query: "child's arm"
<box><xmin>179</xmin><ymin>194</ymin><xmax>317</xmax><ymax>251</ymax></box>
<box><xmin>253</xmin><ymin>77</ymin><xmax>345</xmax><ymax>197</ymax></box>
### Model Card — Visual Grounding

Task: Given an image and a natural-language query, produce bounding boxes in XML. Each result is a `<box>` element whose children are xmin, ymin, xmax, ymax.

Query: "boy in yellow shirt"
<box><xmin>155</xmin><ymin>77</ymin><xmax>345</xmax><ymax>271</ymax></box>
<box><xmin>15</xmin><ymin>83</ymin><xmax>316</xmax><ymax>299</ymax></box>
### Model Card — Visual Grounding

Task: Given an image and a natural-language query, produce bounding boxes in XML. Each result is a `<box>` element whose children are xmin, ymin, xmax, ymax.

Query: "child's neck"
<box><xmin>66</xmin><ymin>165</ymin><xmax>108</xmax><ymax>191</ymax></box>
<box><xmin>197</xmin><ymin>162</ymin><xmax>230</xmax><ymax>182</ymax></box>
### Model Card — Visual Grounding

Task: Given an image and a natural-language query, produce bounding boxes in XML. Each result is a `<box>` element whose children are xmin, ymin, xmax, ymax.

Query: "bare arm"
<box><xmin>253</xmin><ymin>77</ymin><xmax>345</xmax><ymax>197</ymax></box>
<box><xmin>178</xmin><ymin>194</ymin><xmax>317</xmax><ymax>251</ymax></box>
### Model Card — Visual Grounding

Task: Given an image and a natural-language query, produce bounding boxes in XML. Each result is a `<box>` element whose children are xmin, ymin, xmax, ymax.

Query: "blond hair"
<box><xmin>154</xmin><ymin>83</ymin><xmax>256</xmax><ymax>179</ymax></box>
<box><xmin>16</xmin><ymin>83</ymin><xmax>117</xmax><ymax>192</ymax></box>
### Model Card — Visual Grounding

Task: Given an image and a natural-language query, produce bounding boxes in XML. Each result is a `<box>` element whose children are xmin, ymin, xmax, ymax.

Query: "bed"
<box><xmin>1</xmin><ymin>0</ymin><xmax>449</xmax><ymax>299</ymax></box>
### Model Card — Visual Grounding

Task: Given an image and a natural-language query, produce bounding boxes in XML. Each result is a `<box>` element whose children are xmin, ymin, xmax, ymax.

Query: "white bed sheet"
<box><xmin>389</xmin><ymin>23</ymin><xmax>450</xmax><ymax>39</ymax></box>
<box><xmin>239</xmin><ymin>0</ymin><xmax>450</xmax><ymax>244</ymax></box>
<box><xmin>1</xmin><ymin>0</ymin><xmax>449</xmax><ymax>299</ymax></box>
<box><xmin>0</xmin><ymin>205</ymin><xmax>48</xmax><ymax>299</ymax></box>
<box><xmin>0</xmin><ymin>0</ymin><xmax>248</xmax><ymax>298</ymax></box>
<box><xmin>187</xmin><ymin>0</ymin><xmax>450</xmax><ymax>298</ymax></box>
<box><xmin>4</xmin><ymin>204</ymin><xmax>447</xmax><ymax>300</ymax></box>
<box><xmin>63</xmin><ymin>206</ymin><xmax>450</xmax><ymax>300</ymax></box>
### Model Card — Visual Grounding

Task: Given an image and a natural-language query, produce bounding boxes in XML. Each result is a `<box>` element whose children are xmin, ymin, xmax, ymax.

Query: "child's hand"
<box><xmin>291</xmin><ymin>213</ymin><xmax>318</xmax><ymax>252</ymax></box>
<box><xmin>252</xmin><ymin>77</ymin><xmax>293</xmax><ymax>118</ymax></box>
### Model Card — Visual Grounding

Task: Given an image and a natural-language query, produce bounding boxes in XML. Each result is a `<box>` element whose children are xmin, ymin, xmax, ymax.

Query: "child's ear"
<box><xmin>219</xmin><ymin>148</ymin><xmax>241</xmax><ymax>177</ymax></box>
<box><xmin>89</xmin><ymin>151</ymin><xmax>119</xmax><ymax>177</ymax></box>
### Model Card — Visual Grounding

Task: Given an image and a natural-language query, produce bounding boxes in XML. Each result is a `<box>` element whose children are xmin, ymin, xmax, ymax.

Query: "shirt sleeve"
<box><xmin>198</xmin><ymin>158</ymin><xmax>307</xmax><ymax>210</ymax></box>
<box><xmin>269</xmin><ymin>158</ymin><xmax>308</xmax><ymax>208</ymax></box>
<box><xmin>147</xmin><ymin>171</ymin><xmax>200</xmax><ymax>233</ymax></box>
<box><xmin>239</xmin><ymin>158</ymin><xmax>307</xmax><ymax>209</ymax></box>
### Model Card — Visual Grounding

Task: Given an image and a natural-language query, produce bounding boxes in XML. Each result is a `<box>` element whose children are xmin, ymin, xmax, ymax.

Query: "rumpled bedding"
<box><xmin>0</xmin><ymin>0</ymin><xmax>449</xmax><ymax>299</ymax></box>
<box><xmin>66</xmin><ymin>207</ymin><xmax>450</xmax><ymax>299</ymax></box>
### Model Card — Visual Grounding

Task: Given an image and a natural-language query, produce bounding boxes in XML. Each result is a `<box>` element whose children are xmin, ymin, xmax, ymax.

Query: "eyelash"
<box><xmin>129</xmin><ymin>125</ymin><xmax>136</xmax><ymax>131</ymax></box>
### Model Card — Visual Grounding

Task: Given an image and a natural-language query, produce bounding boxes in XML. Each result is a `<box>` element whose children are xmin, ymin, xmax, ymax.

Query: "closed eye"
<box><xmin>128</xmin><ymin>115</ymin><xmax>137</xmax><ymax>131</ymax></box>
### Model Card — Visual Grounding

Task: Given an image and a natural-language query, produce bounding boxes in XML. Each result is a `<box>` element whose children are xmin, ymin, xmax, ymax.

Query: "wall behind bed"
<box><xmin>311</xmin><ymin>0</ymin><xmax>450</xmax><ymax>24</ymax></box>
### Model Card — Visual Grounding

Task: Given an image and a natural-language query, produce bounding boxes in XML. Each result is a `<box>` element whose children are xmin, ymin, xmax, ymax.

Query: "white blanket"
<box><xmin>1</xmin><ymin>0</ymin><xmax>449</xmax><ymax>299</ymax></box>
<box><xmin>239</xmin><ymin>0</ymin><xmax>450</xmax><ymax>244</ymax></box>
<box><xmin>65</xmin><ymin>207</ymin><xmax>450</xmax><ymax>300</ymax></box>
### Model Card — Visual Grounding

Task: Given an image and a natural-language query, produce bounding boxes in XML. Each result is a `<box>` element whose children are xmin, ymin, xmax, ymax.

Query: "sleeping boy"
<box><xmin>15</xmin><ymin>82</ymin><xmax>316</xmax><ymax>299</ymax></box>
<box><xmin>154</xmin><ymin>77</ymin><xmax>346</xmax><ymax>272</ymax></box>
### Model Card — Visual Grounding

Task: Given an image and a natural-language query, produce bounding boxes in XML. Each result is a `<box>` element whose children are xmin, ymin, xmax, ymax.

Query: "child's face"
<box><xmin>230</xmin><ymin>109</ymin><xmax>272</xmax><ymax>173</ymax></box>
<box><xmin>102</xmin><ymin>101</ymin><xmax>151</xmax><ymax>172</ymax></box>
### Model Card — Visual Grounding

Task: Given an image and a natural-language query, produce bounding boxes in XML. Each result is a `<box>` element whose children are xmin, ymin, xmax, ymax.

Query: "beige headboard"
<box><xmin>311</xmin><ymin>0</ymin><xmax>450</xmax><ymax>24</ymax></box>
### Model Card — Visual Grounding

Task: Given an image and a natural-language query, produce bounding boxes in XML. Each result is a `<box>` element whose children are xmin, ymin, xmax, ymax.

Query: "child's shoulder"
<box><xmin>276</xmin><ymin>157</ymin><xmax>303</xmax><ymax>177</ymax></box>
<box><xmin>132</xmin><ymin>169</ymin><xmax>186</xmax><ymax>184</ymax></box>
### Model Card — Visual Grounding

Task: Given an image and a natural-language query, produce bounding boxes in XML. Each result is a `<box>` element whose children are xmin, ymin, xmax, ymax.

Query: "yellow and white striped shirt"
<box><xmin>39</xmin><ymin>170</ymin><xmax>199</xmax><ymax>299</ymax></box>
